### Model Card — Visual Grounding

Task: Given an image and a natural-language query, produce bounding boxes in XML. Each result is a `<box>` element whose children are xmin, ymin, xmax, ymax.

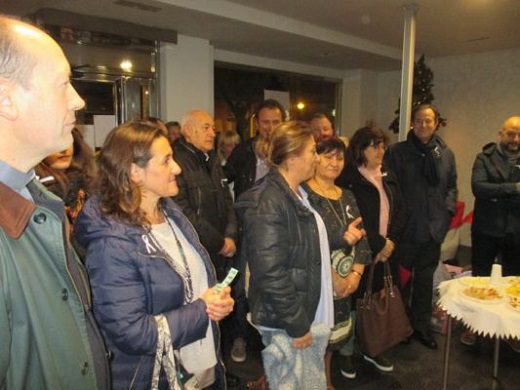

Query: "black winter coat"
<box><xmin>337</xmin><ymin>164</ymin><xmax>408</xmax><ymax>256</ymax></box>
<box><xmin>173</xmin><ymin>137</ymin><xmax>238</xmax><ymax>259</ymax></box>
<box><xmin>471</xmin><ymin>142</ymin><xmax>520</xmax><ymax>237</ymax></box>
<box><xmin>384</xmin><ymin>134</ymin><xmax>457</xmax><ymax>243</ymax></box>
<box><xmin>235</xmin><ymin>170</ymin><xmax>322</xmax><ymax>338</ymax></box>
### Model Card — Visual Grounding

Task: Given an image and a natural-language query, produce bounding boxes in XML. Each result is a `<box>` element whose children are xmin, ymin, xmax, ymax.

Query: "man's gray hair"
<box><xmin>0</xmin><ymin>15</ymin><xmax>38</xmax><ymax>87</ymax></box>
<box><xmin>180</xmin><ymin>109</ymin><xmax>207</xmax><ymax>135</ymax></box>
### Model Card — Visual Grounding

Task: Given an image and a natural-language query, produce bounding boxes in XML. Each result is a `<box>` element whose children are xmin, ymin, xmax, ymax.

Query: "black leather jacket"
<box><xmin>235</xmin><ymin>170</ymin><xmax>322</xmax><ymax>338</ymax></box>
<box><xmin>173</xmin><ymin>137</ymin><xmax>238</xmax><ymax>259</ymax></box>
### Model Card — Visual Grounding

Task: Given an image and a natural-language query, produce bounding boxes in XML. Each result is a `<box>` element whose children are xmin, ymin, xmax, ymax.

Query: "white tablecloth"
<box><xmin>438</xmin><ymin>278</ymin><xmax>520</xmax><ymax>340</ymax></box>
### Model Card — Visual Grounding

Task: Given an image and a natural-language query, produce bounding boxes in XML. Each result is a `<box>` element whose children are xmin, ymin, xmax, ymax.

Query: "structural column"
<box><xmin>398</xmin><ymin>4</ymin><xmax>419</xmax><ymax>141</ymax></box>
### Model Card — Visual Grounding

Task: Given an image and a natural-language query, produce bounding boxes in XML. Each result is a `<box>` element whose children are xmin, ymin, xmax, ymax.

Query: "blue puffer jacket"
<box><xmin>75</xmin><ymin>196</ymin><xmax>225</xmax><ymax>390</ymax></box>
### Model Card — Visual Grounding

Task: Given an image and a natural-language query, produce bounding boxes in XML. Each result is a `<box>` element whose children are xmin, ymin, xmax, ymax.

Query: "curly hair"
<box><xmin>97</xmin><ymin>120</ymin><xmax>167</xmax><ymax>227</ymax></box>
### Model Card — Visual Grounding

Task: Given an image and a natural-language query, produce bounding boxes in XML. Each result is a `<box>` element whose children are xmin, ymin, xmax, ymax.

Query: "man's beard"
<box><xmin>501</xmin><ymin>141</ymin><xmax>520</xmax><ymax>155</ymax></box>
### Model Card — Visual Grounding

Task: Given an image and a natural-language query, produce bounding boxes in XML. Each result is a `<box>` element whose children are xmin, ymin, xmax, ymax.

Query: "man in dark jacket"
<box><xmin>385</xmin><ymin>104</ymin><xmax>457</xmax><ymax>350</ymax></box>
<box><xmin>173</xmin><ymin>109</ymin><xmax>247</xmax><ymax>361</ymax></box>
<box><xmin>0</xmin><ymin>16</ymin><xmax>109</xmax><ymax>389</ymax></box>
<box><xmin>225</xmin><ymin>99</ymin><xmax>286</xmax><ymax>199</ymax></box>
<box><xmin>174</xmin><ymin>110</ymin><xmax>238</xmax><ymax>270</ymax></box>
<box><xmin>471</xmin><ymin>116</ymin><xmax>520</xmax><ymax>277</ymax></box>
<box><xmin>460</xmin><ymin>116</ymin><xmax>520</xmax><ymax>349</ymax></box>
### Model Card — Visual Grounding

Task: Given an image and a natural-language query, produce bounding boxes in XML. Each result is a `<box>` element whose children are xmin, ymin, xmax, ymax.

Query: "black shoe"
<box><xmin>338</xmin><ymin>354</ymin><xmax>356</xmax><ymax>379</ymax></box>
<box><xmin>416</xmin><ymin>331</ymin><xmax>437</xmax><ymax>350</ymax></box>
<box><xmin>363</xmin><ymin>354</ymin><xmax>394</xmax><ymax>372</ymax></box>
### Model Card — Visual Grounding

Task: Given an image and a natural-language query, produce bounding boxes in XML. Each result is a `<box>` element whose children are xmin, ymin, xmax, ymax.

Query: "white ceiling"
<box><xmin>3</xmin><ymin>0</ymin><xmax>520</xmax><ymax>72</ymax></box>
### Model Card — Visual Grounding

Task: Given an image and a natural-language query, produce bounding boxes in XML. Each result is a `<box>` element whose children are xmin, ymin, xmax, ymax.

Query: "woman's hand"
<box><xmin>293</xmin><ymin>331</ymin><xmax>313</xmax><ymax>349</ymax></box>
<box><xmin>375</xmin><ymin>238</ymin><xmax>395</xmax><ymax>262</ymax></box>
<box><xmin>201</xmin><ymin>286</ymin><xmax>234</xmax><ymax>322</ymax></box>
<box><xmin>343</xmin><ymin>217</ymin><xmax>366</xmax><ymax>246</ymax></box>
<box><xmin>333</xmin><ymin>271</ymin><xmax>361</xmax><ymax>297</ymax></box>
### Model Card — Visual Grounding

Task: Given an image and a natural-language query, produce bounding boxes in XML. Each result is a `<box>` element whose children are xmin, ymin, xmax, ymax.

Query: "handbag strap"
<box><xmin>383</xmin><ymin>261</ymin><xmax>396</xmax><ymax>298</ymax></box>
<box><xmin>363</xmin><ymin>260</ymin><xmax>394</xmax><ymax>308</ymax></box>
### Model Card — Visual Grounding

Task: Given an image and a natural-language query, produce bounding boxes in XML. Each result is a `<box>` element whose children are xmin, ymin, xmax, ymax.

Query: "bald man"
<box><xmin>0</xmin><ymin>16</ymin><xmax>109</xmax><ymax>388</ymax></box>
<box><xmin>470</xmin><ymin>116</ymin><xmax>520</xmax><ymax>278</ymax></box>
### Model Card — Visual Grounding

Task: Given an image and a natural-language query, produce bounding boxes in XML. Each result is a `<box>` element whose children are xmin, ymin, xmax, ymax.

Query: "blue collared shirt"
<box><xmin>0</xmin><ymin>159</ymin><xmax>35</xmax><ymax>201</ymax></box>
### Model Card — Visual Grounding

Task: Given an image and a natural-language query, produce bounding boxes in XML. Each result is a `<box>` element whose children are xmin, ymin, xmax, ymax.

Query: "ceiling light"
<box><xmin>120</xmin><ymin>60</ymin><xmax>133</xmax><ymax>71</ymax></box>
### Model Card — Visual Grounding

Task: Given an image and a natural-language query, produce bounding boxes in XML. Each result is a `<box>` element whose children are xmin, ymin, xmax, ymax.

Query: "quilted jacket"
<box><xmin>75</xmin><ymin>196</ymin><xmax>225</xmax><ymax>390</ymax></box>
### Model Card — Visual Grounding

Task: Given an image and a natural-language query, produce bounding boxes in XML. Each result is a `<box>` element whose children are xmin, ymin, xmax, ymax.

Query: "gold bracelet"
<box><xmin>350</xmin><ymin>270</ymin><xmax>363</xmax><ymax>278</ymax></box>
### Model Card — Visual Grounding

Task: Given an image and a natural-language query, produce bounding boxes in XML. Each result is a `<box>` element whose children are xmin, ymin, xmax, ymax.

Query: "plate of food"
<box><xmin>460</xmin><ymin>286</ymin><xmax>504</xmax><ymax>304</ymax></box>
<box><xmin>507</xmin><ymin>295</ymin><xmax>520</xmax><ymax>312</ymax></box>
<box><xmin>458</xmin><ymin>276</ymin><xmax>490</xmax><ymax>287</ymax></box>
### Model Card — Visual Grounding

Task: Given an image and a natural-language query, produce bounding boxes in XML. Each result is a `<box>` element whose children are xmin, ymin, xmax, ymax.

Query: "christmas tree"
<box><xmin>389</xmin><ymin>55</ymin><xmax>447</xmax><ymax>133</ymax></box>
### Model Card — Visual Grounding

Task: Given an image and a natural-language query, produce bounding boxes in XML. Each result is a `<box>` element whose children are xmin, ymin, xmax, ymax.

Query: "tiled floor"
<box><xmin>225</xmin><ymin>327</ymin><xmax>520</xmax><ymax>389</ymax></box>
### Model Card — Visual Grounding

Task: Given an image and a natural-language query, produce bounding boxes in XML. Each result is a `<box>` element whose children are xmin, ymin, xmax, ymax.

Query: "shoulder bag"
<box><xmin>356</xmin><ymin>261</ymin><xmax>413</xmax><ymax>357</ymax></box>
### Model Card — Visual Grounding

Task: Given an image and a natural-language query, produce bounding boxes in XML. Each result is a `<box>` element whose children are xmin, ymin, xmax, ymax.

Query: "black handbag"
<box><xmin>356</xmin><ymin>261</ymin><xmax>413</xmax><ymax>357</ymax></box>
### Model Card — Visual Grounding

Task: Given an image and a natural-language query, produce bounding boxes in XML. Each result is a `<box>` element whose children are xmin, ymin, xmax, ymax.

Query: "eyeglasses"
<box><xmin>367</xmin><ymin>143</ymin><xmax>387</xmax><ymax>151</ymax></box>
<box><xmin>504</xmin><ymin>131</ymin><xmax>520</xmax><ymax>139</ymax></box>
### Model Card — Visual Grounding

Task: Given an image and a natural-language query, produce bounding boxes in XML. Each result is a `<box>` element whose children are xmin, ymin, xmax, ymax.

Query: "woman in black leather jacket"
<box><xmin>235</xmin><ymin>121</ymin><xmax>340</xmax><ymax>388</ymax></box>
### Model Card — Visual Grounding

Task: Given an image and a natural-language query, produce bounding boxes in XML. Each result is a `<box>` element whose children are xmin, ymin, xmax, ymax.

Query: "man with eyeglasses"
<box><xmin>460</xmin><ymin>116</ymin><xmax>520</xmax><ymax>350</ymax></box>
<box><xmin>385</xmin><ymin>104</ymin><xmax>457</xmax><ymax>350</ymax></box>
<box><xmin>470</xmin><ymin>116</ymin><xmax>520</xmax><ymax>278</ymax></box>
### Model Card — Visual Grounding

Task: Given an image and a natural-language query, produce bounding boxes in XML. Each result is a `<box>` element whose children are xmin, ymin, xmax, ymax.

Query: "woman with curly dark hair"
<box><xmin>75</xmin><ymin>120</ymin><xmax>234</xmax><ymax>389</ymax></box>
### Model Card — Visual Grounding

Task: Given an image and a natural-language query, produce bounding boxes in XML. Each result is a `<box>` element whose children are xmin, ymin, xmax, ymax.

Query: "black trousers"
<box><xmin>398</xmin><ymin>240</ymin><xmax>440</xmax><ymax>334</ymax></box>
<box><xmin>471</xmin><ymin>231</ymin><xmax>520</xmax><ymax>277</ymax></box>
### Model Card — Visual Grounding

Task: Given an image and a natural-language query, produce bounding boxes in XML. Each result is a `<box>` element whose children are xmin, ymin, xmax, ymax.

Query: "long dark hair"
<box><xmin>68</xmin><ymin>128</ymin><xmax>97</xmax><ymax>194</ymax></box>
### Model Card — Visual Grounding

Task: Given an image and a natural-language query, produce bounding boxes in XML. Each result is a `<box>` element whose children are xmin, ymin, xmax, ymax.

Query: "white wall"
<box><xmin>159</xmin><ymin>35</ymin><xmax>520</xmax><ymax>247</ymax></box>
<box><xmin>160</xmin><ymin>35</ymin><xmax>214</xmax><ymax>122</ymax></box>
<box><xmin>376</xmin><ymin>48</ymin><xmax>520</xmax><ymax>245</ymax></box>
<box><xmin>340</xmin><ymin>70</ymin><xmax>380</xmax><ymax>137</ymax></box>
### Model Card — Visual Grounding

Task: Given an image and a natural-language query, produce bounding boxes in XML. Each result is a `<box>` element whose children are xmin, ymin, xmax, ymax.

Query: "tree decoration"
<box><xmin>389</xmin><ymin>55</ymin><xmax>447</xmax><ymax>133</ymax></box>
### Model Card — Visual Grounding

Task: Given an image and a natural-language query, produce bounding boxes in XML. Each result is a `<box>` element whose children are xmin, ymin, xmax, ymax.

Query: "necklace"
<box><xmin>311</xmin><ymin>178</ymin><xmax>347</xmax><ymax>226</ymax></box>
<box><xmin>148</xmin><ymin>216</ymin><xmax>194</xmax><ymax>303</ymax></box>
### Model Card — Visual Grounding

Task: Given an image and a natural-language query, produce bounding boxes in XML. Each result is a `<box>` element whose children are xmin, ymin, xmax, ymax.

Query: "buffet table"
<box><xmin>437</xmin><ymin>277</ymin><xmax>520</xmax><ymax>390</ymax></box>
